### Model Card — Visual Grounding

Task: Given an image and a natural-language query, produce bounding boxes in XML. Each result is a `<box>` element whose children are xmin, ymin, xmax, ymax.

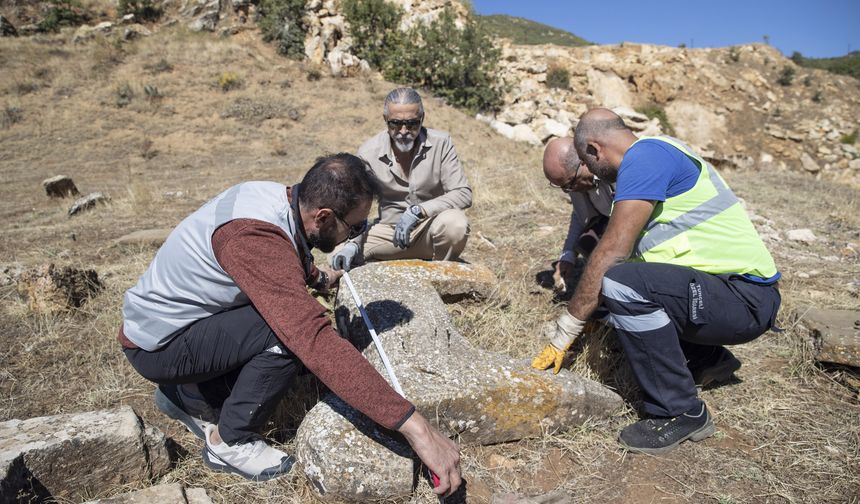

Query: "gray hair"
<box><xmin>573</xmin><ymin>113</ymin><xmax>627</xmax><ymax>156</ymax></box>
<box><xmin>383</xmin><ymin>87</ymin><xmax>424</xmax><ymax>119</ymax></box>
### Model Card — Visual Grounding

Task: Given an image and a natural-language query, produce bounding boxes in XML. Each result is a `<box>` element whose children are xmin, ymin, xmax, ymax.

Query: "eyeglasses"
<box><xmin>334</xmin><ymin>212</ymin><xmax>368</xmax><ymax>239</ymax></box>
<box><xmin>387</xmin><ymin>118</ymin><xmax>422</xmax><ymax>130</ymax></box>
<box><xmin>548</xmin><ymin>163</ymin><xmax>584</xmax><ymax>193</ymax></box>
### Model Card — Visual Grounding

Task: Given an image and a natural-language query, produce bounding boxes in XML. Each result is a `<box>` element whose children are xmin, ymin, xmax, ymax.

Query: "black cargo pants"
<box><xmin>124</xmin><ymin>304</ymin><xmax>299</xmax><ymax>444</ymax></box>
<box><xmin>600</xmin><ymin>262</ymin><xmax>780</xmax><ymax>417</ymax></box>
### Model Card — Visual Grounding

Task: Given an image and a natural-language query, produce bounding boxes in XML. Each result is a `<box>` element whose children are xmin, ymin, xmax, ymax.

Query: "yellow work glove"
<box><xmin>530</xmin><ymin>311</ymin><xmax>587</xmax><ymax>374</ymax></box>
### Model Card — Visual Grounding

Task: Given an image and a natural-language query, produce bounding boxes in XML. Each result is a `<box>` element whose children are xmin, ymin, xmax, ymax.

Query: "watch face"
<box><xmin>411</xmin><ymin>206</ymin><xmax>421</xmax><ymax>216</ymax></box>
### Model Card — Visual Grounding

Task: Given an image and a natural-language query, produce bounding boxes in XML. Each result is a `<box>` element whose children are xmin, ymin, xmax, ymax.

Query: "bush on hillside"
<box><xmin>545</xmin><ymin>65</ymin><xmax>570</xmax><ymax>90</ymax></box>
<box><xmin>342</xmin><ymin>0</ymin><xmax>403</xmax><ymax>70</ymax></box>
<box><xmin>383</xmin><ymin>8</ymin><xmax>503</xmax><ymax>112</ymax></box>
<box><xmin>118</xmin><ymin>0</ymin><xmax>161</xmax><ymax>22</ymax></box>
<box><xmin>841</xmin><ymin>129</ymin><xmax>858</xmax><ymax>145</ymax></box>
<box><xmin>38</xmin><ymin>0</ymin><xmax>86</xmax><ymax>32</ymax></box>
<box><xmin>636</xmin><ymin>104</ymin><xmax>675</xmax><ymax>136</ymax></box>
<box><xmin>791</xmin><ymin>51</ymin><xmax>860</xmax><ymax>81</ymax></box>
<box><xmin>777</xmin><ymin>65</ymin><xmax>795</xmax><ymax>86</ymax></box>
<box><xmin>258</xmin><ymin>0</ymin><xmax>307</xmax><ymax>58</ymax></box>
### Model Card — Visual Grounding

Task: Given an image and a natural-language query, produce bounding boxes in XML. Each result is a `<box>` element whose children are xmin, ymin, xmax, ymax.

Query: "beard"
<box><xmin>393</xmin><ymin>135</ymin><xmax>415</xmax><ymax>153</ymax></box>
<box><xmin>588</xmin><ymin>159</ymin><xmax>617</xmax><ymax>183</ymax></box>
<box><xmin>307</xmin><ymin>227</ymin><xmax>339</xmax><ymax>253</ymax></box>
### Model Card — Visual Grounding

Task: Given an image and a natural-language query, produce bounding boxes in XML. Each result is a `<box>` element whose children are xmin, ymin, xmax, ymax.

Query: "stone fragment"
<box><xmin>82</xmin><ymin>483</ymin><xmax>214</xmax><ymax>504</ymax></box>
<box><xmin>42</xmin><ymin>175</ymin><xmax>80</xmax><ymax>198</ymax></box>
<box><xmin>586</xmin><ymin>69</ymin><xmax>632</xmax><ymax>108</ymax></box>
<box><xmin>365</xmin><ymin>260</ymin><xmax>496</xmax><ymax>302</ymax></box>
<box><xmin>803</xmin><ymin>308</ymin><xmax>860</xmax><ymax>368</ymax></box>
<box><xmin>296</xmin><ymin>263</ymin><xmax>622</xmax><ymax>502</ymax></box>
<box><xmin>0</xmin><ymin>407</ymin><xmax>171</xmax><ymax>502</ymax></box>
<box><xmin>849</xmin><ymin>158</ymin><xmax>860</xmax><ymax>170</ymax></box>
<box><xmin>511</xmin><ymin>124</ymin><xmax>541</xmax><ymax>146</ymax></box>
<box><xmin>786</xmin><ymin>228</ymin><xmax>817</xmax><ymax>243</ymax></box>
<box><xmin>491</xmin><ymin>120</ymin><xmax>515</xmax><ymax>140</ymax></box>
<box><xmin>115</xmin><ymin>228</ymin><xmax>172</xmax><ymax>247</ymax></box>
<box><xmin>16</xmin><ymin>263</ymin><xmax>103</xmax><ymax>313</ymax></box>
<box><xmin>189</xmin><ymin>12</ymin><xmax>219</xmax><ymax>32</ymax></box>
<box><xmin>800</xmin><ymin>152</ymin><xmax>820</xmax><ymax>173</ymax></box>
<box><xmin>68</xmin><ymin>192</ymin><xmax>109</xmax><ymax>216</ymax></box>
<box><xmin>0</xmin><ymin>15</ymin><xmax>17</xmax><ymax>37</ymax></box>
<box><xmin>534</xmin><ymin>118</ymin><xmax>570</xmax><ymax>142</ymax></box>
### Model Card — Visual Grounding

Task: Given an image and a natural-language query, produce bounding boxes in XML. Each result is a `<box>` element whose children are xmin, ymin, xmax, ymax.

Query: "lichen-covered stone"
<box><xmin>803</xmin><ymin>308</ymin><xmax>860</xmax><ymax>367</ymax></box>
<box><xmin>295</xmin><ymin>263</ymin><xmax>622</xmax><ymax>502</ymax></box>
<box><xmin>0</xmin><ymin>406</ymin><xmax>171</xmax><ymax>503</ymax></box>
<box><xmin>16</xmin><ymin>263</ymin><xmax>103</xmax><ymax>313</ymax></box>
<box><xmin>368</xmin><ymin>260</ymin><xmax>497</xmax><ymax>302</ymax></box>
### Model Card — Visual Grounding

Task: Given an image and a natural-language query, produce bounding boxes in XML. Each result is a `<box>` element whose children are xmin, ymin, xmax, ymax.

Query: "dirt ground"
<box><xmin>1</xmin><ymin>25</ymin><xmax>858</xmax><ymax>504</ymax></box>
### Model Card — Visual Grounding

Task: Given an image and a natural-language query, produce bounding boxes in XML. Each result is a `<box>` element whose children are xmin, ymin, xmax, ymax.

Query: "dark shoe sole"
<box><xmin>154</xmin><ymin>386</ymin><xmax>208</xmax><ymax>440</ymax></box>
<box><xmin>201</xmin><ymin>446</ymin><xmax>294</xmax><ymax>482</ymax></box>
<box><xmin>695</xmin><ymin>355</ymin><xmax>742</xmax><ymax>388</ymax></box>
<box><xmin>619</xmin><ymin>416</ymin><xmax>716</xmax><ymax>455</ymax></box>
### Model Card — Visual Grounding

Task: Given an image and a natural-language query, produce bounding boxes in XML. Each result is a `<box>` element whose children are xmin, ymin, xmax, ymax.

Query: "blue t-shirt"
<box><xmin>614</xmin><ymin>139</ymin><xmax>699</xmax><ymax>203</ymax></box>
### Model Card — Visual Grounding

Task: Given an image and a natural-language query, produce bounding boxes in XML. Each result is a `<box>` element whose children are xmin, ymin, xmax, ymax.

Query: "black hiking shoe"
<box><xmin>154</xmin><ymin>384</ymin><xmax>217</xmax><ymax>440</ymax></box>
<box><xmin>619</xmin><ymin>402</ymin><xmax>715</xmax><ymax>454</ymax></box>
<box><xmin>689</xmin><ymin>348</ymin><xmax>741</xmax><ymax>388</ymax></box>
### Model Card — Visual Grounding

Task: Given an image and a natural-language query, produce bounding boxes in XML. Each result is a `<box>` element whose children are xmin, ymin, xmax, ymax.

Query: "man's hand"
<box><xmin>531</xmin><ymin>311</ymin><xmax>587</xmax><ymax>374</ymax></box>
<box><xmin>553</xmin><ymin>260</ymin><xmax>574</xmax><ymax>292</ymax></box>
<box><xmin>398</xmin><ymin>412</ymin><xmax>461</xmax><ymax>497</ymax></box>
<box><xmin>393</xmin><ymin>208</ymin><xmax>421</xmax><ymax>249</ymax></box>
<box><xmin>331</xmin><ymin>242</ymin><xmax>361</xmax><ymax>272</ymax></box>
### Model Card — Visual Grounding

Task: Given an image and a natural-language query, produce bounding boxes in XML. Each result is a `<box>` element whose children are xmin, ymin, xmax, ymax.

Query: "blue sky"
<box><xmin>471</xmin><ymin>0</ymin><xmax>859</xmax><ymax>58</ymax></box>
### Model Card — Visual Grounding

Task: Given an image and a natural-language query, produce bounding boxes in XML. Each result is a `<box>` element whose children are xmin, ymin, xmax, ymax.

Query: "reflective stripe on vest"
<box><xmin>634</xmin><ymin>139</ymin><xmax>738</xmax><ymax>255</ymax></box>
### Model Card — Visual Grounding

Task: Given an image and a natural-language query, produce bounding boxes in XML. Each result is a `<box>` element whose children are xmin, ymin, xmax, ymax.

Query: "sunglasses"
<box><xmin>334</xmin><ymin>212</ymin><xmax>368</xmax><ymax>239</ymax></box>
<box><xmin>387</xmin><ymin>118</ymin><xmax>422</xmax><ymax>130</ymax></box>
<box><xmin>548</xmin><ymin>163</ymin><xmax>584</xmax><ymax>193</ymax></box>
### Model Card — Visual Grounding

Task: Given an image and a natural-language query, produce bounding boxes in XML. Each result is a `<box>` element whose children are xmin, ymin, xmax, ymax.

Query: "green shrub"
<box><xmin>115</xmin><ymin>83</ymin><xmax>134</xmax><ymax>108</ymax></box>
<box><xmin>812</xmin><ymin>90</ymin><xmax>823</xmax><ymax>103</ymax></box>
<box><xmin>258</xmin><ymin>0</ymin><xmax>307</xmax><ymax>58</ymax></box>
<box><xmin>841</xmin><ymin>129</ymin><xmax>858</xmax><ymax>145</ymax></box>
<box><xmin>636</xmin><ymin>104</ymin><xmax>675</xmax><ymax>136</ymax></box>
<box><xmin>383</xmin><ymin>8</ymin><xmax>503</xmax><ymax>112</ymax></box>
<box><xmin>117</xmin><ymin>0</ymin><xmax>162</xmax><ymax>22</ymax></box>
<box><xmin>777</xmin><ymin>65</ymin><xmax>795</xmax><ymax>86</ymax></box>
<box><xmin>38</xmin><ymin>0</ymin><xmax>85</xmax><ymax>32</ymax></box>
<box><xmin>727</xmin><ymin>46</ymin><xmax>740</xmax><ymax>63</ymax></box>
<box><xmin>342</xmin><ymin>0</ymin><xmax>403</xmax><ymax>70</ymax></box>
<box><xmin>793</xmin><ymin>52</ymin><xmax>860</xmax><ymax>80</ymax></box>
<box><xmin>217</xmin><ymin>72</ymin><xmax>243</xmax><ymax>92</ymax></box>
<box><xmin>545</xmin><ymin>65</ymin><xmax>570</xmax><ymax>90</ymax></box>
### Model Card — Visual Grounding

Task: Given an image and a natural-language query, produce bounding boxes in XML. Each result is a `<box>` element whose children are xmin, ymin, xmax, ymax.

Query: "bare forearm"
<box><xmin>567</xmin><ymin>245</ymin><xmax>626</xmax><ymax>320</ymax></box>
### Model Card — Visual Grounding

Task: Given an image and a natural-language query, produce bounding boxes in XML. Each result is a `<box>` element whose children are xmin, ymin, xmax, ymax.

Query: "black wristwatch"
<box><xmin>409</xmin><ymin>205</ymin><xmax>424</xmax><ymax>218</ymax></box>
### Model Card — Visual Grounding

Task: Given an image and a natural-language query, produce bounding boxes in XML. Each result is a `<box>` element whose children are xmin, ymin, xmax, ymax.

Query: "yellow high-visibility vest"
<box><xmin>629</xmin><ymin>136</ymin><xmax>777</xmax><ymax>279</ymax></box>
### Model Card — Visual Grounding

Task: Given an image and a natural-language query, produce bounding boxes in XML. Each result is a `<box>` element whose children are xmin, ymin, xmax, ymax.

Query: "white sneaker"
<box><xmin>202</xmin><ymin>424</ymin><xmax>294</xmax><ymax>481</ymax></box>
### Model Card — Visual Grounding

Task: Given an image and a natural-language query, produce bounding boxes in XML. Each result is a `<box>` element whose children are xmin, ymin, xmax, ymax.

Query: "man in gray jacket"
<box><xmin>331</xmin><ymin>88</ymin><xmax>472</xmax><ymax>271</ymax></box>
<box><xmin>543</xmin><ymin>137</ymin><xmax>614</xmax><ymax>292</ymax></box>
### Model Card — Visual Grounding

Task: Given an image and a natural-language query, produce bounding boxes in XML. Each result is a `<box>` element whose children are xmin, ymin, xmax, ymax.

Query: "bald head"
<box><xmin>573</xmin><ymin>108</ymin><xmax>637</xmax><ymax>181</ymax></box>
<box><xmin>543</xmin><ymin>137</ymin><xmax>578</xmax><ymax>181</ymax></box>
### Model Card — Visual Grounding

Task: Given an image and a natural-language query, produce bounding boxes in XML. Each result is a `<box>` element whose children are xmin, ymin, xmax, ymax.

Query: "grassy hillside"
<box><xmin>793</xmin><ymin>51</ymin><xmax>860</xmax><ymax>80</ymax></box>
<box><xmin>477</xmin><ymin>14</ymin><xmax>590</xmax><ymax>47</ymax></box>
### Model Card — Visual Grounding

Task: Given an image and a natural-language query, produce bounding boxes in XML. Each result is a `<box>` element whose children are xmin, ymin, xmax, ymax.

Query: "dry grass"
<box><xmin>0</xmin><ymin>25</ymin><xmax>858</xmax><ymax>504</ymax></box>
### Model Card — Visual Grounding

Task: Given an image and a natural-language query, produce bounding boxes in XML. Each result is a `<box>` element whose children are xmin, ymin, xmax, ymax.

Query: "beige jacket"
<box><xmin>357</xmin><ymin>127</ymin><xmax>472</xmax><ymax>225</ymax></box>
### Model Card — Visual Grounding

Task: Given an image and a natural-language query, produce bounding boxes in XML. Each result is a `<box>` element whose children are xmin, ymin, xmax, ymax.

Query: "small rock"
<box><xmin>849</xmin><ymin>158</ymin><xmax>860</xmax><ymax>170</ymax></box>
<box><xmin>83</xmin><ymin>483</ymin><xmax>214</xmax><ymax>504</ymax></box>
<box><xmin>16</xmin><ymin>263</ymin><xmax>103</xmax><ymax>313</ymax></box>
<box><xmin>491</xmin><ymin>120</ymin><xmax>515</xmax><ymax>140</ymax></box>
<box><xmin>803</xmin><ymin>308</ymin><xmax>860</xmax><ymax>368</ymax></box>
<box><xmin>800</xmin><ymin>152</ymin><xmax>820</xmax><ymax>173</ymax></box>
<box><xmin>115</xmin><ymin>228</ymin><xmax>172</xmax><ymax>247</ymax></box>
<box><xmin>68</xmin><ymin>192</ymin><xmax>109</xmax><ymax>217</ymax></box>
<box><xmin>760</xmin><ymin>152</ymin><xmax>774</xmax><ymax>164</ymax></box>
<box><xmin>42</xmin><ymin>175</ymin><xmax>80</xmax><ymax>198</ymax></box>
<box><xmin>786</xmin><ymin>228</ymin><xmax>817</xmax><ymax>243</ymax></box>
<box><xmin>511</xmin><ymin>124</ymin><xmax>541</xmax><ymax>146</ymax></box>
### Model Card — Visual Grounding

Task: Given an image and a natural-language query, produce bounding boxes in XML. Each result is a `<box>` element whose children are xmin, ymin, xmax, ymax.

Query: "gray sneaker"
<box><xmin>202</xmin><ymin>425</ymin><xmax>295</xmax><ymax>481</ymax></box>
<box><xmin>154</xmin><ymin>384</ymin><xmax>216</xmax><ymax>440</ymax></box>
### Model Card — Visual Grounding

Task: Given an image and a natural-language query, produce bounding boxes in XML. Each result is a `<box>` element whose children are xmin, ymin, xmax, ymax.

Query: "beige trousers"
<box><xmin>364</xmin><ymin>208</ymin><xmax>469</xmax><ymax>262</ymax></box>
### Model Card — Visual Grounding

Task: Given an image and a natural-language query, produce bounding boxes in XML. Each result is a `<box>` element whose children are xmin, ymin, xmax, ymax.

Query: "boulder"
<box><xmin>586</xmin><ymin>69</ymin><xmax>632</xmax><ymax>109</ymax></box>
<box><xmin>848</xmin><ymin>158</ymin><xmax>860</xmax><ymax>170</ymax></box>
<box><xmin>68</xmin><ymin>192</ymin><xmax>109</xmax><ymax>217</ymax></box>
<box><xmin>295</xmin><ymin>263</ymin><xmax>622</xmax><ymax>502</ymax></box>
<box><xmin>189</xmin><ymin>12</ymin><xmax>219</xmax><ymax>32</ymax></box>
<box><xmin>115</xmin><ymin>228</ymin><xmax>173</xmax><ymax>247</ymax></box>
<box><xmin>511</xmin><ymin>124</ymin><xmax>541</xmax><ymax>146</ymax></box>
<box><xmin>16</xmin><ymin>263</ymin><xmax>103</xmax><ymax>313</ymax></box>
<box><xmin>802</xmin><ymin>308</ymin><xmax>860</xmax><ymax>368</ymax></box>
<box><xmin>363</xmin><ymin>260</ymin><xmax>496</xmax><ymax>302</ymax></box>
<box><xmin>41</xmin><ymin>175</ymin><xmax>80</xmax><ymax>198</ymax></box>
<box><xmin>534</xmin><ymin>118</ymin><xmax>570</xmax><ymax>142</ymax></box>
<box><xmin>83</xmin><ymin>483</ymin><xmax>213</xmax><ymax>504</ymax></box>
<box><xmin>0</xmin><ymin>406</ymin><xmax>171</xmax><ymax>503</ymax></box>
<box><xmin>786</xmin><ymin>228</ymin><xmax>817</xmax><ymax>243</ymax></box>
<box><xmin>490</xmin><ymin>120</ymin><xmax>515</xmax><ymax>140</ymax></box>
<box><xmin>800</xmin><ymin>152</ymin><xmax>821</xmax><ymax>173</ymax></box>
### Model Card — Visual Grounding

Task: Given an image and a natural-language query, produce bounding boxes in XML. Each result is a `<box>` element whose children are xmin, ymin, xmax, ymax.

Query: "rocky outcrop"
<box><xmin>0</xmin><ymin>407</ymin><xmax>171</xmax><ymax>503</ymax></box>
<box><xmin>16</xmin><ymin>263</ymin><xmax>102</xmax><ymax>313</ymax></box>
<box><xmin>295</xmin><ymin>262</ymin><xmax>622</xmax><ymax>502</ymax></box>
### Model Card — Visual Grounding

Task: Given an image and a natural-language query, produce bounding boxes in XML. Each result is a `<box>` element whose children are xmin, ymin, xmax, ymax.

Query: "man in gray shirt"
<box><xmin>543</xmin><ymin>137</ymin><xmax>614</xmax><ymax>291</ymax></box>
<box><xmin>331</xmin><ymin>88</ymin><xmax>472</xmax><ymax>271</ymax></box>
